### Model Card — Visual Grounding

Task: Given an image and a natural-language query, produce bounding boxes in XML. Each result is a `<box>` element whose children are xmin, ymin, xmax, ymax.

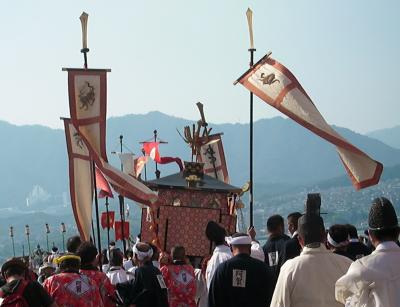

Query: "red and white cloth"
<box><xmin>43</xmin><ymin>272</ymin><xmax>103</xmax><ymax>307</ymax></box>
<box><xmin>161</xmin><ymin>264</ymin><xmax>197</xmax><ymax>307</ymax></box>
<box><xmin>236</xmin><ymin>55</ymin><xmax>383</xmax><ymax>190</ymax></box>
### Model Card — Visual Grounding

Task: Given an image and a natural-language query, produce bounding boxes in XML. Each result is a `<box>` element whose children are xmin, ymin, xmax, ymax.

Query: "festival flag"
<box><xmin>65</xmin><ymin>68</ymin><xmax>158</xmax><ymax>205</ymax></box>
<box><xmin>115</xmin><ymin>221</ymin><xmax>130</xmax><ymax>241</ymax></box>
<box><xmin>142</xmin><ymin>142</ymin><xmax>161</xmax><ymax>162</ymax></box>
<box><xmin>158</xmin><ymin>156</ymin><xmax>184</xmax><ymax>171</ymax></box>
<box><xmin>101</xmin><ymin>211</ymin><xmax>115</xmax><ymax>229</ymax></box>
<box><xmin>197</xmin><ymin>134</ymin><xmax>230</xmax><ymax>183</ymax></box>
<box><xmin>63</xmin><ymin>119</ymin><xmax>93</xmax><ymax>241</ymax></box>
<box><xmin>134</xmin><ymin>156</ymin><xmax>149</xmax><ymax>178</ymax></box>
<box><xmin>117</xmin><ymin>153</ymin><xmax>136</xmax><ymax>177</ymax></box>
<box><xmin>95</xmin><ymin>167</ymin><xmax>113</xmax><ymax>198</ymax></box>
<box><xmin>235</xmin><ymin>54</ymin><xmax>383</xmax><ymax>190</ymax></box>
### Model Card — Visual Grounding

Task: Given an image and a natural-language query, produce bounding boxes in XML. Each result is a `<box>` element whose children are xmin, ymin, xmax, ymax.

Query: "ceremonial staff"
<box><xmin>246</xmin><ymin>8</ymin><xmax>256</xmax><ymax>227</ymax></box>
<box><xmin>61</xmin><ymin>222</ymin><xmax>66</xmax><ymax>253</ymax></box>
<box><xmin>9</xmin><ymin>226</ymin><xmax>15</xmax><ymax>257</ymax></box>
<box><xmin>119</xmin><ymin>134</ymin><xmax>127</xmax><ymax>253</ymax></box>
<box><xmin>80</xmin><ymin>12</ymin><xmax>102</xmax><ymax>257</ymax></box>
<box><xmin>45</xmin><ymin>223</ymin><xmax>50</xmax><ymax>252</ymax></box>
<box><xmin>25</xmin><ymin>225</ymin><xmax>31</xmax><ymax>258</ymax></box>
<box><xmin>105</xmin><ymin>196</ymin><xmax>111</xmax><ymax>251</ymax></box>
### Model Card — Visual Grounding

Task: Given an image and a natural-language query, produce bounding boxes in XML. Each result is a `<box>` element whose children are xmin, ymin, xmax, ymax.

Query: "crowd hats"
<box><xmin>368</xmin><ymin>197</ymin><xmax>399</xmax><ymax>231</ymax></box>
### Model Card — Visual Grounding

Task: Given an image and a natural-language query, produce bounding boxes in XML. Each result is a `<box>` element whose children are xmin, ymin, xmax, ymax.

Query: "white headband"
<box><xmin>225</xmin><ymin>235</ymin><xmax>252</xmax><ymax>245</ymax></box>
<box><xmin>327</xmin><ymin>233</ymin><xmax>348</xmax><ymax>248</ymax></box>
<box><xmin>133</xmin><ymin>245</ymin><xmax>154</xmax><ymax>261</ymax></box>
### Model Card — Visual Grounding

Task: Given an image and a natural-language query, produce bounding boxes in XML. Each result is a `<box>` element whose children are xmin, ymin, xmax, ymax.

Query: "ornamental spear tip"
<box><xmin>246</xmin><ymin>8</ymin><xmax>255</xmax><ymax>50</ymax></box>
<box><xmin>80</xmin><ymin>12</ymin><xmax>89</xmax><ymax>50</ymax></box>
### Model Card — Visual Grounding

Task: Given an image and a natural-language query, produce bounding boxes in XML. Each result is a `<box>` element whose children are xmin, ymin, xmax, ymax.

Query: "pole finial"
<box><xmin>246</xmin><ymin>8</ymin><xmax>255</xmax><ymax>50</ymax></box>
<box><xmin>80</xmin><ymin>12</ymin><xmax>89</xmax><ymax>51</ymax></box>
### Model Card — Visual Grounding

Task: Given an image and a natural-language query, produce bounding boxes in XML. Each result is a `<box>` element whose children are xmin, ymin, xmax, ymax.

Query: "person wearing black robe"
<box><xmin>262</xmin><ymin>215</ymin><xmax>290</xmax><ymax>289</ymax></box>
<box><xmin>327</xmin><ymin>224</ymin><xmax>353</xmax><ymax>260</ymax></box>
<box><xmin>345</xmin><ymin>224</ymin><xmax>371</xmax><ymax>260</ymax></box>
<box><xmin>117</xmin><ymin>242</ymin><xmax>168</xmax><ymax>307</ymax></box>
<box><xmin>282</xmin><ymin>212</ymin><xmax>302</xmax><ymax>263</ymax></box>
<box><xmin>209</xmin><ymin>233</ymin><xmax>274</xmax><ymax>307</ymax></box>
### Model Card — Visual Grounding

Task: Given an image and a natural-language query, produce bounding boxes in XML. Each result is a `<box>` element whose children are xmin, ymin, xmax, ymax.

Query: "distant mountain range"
<box><xmin>367</xmin><ymin>125</ymin><xmax>400</xmax><ymax>149</ymax></box>
<box><xmin>1</xmin><ymin>112</ymin><xmax>400</xmax><ymax>211</ymax></box>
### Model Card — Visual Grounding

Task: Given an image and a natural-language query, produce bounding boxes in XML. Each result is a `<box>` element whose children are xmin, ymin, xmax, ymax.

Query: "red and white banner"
<box><xmin>235</xmin><ymin>55</ymin><xmax>383</xmax><ymax>189</ymax></box>
<box><xmin>96</xmin><ymin>167</ymin><xmax>113</xmax><ymax>198</ymax></box>
<box><xmin>135</xmin><ymin>156</ymin><xmax>149</xmax><ymax>178</ymax></box>
<box><xmin>115</xmin><ymin>221</ymin><xmax>130</xmax><ymax>241</ymax></box>
<box><xmin>101</xmin><ymin>211</ymin><xmax>115</xmax><ymax>229</ymax></box>
<box><xmin>63</xmin><ymin>120</ymin><xmax>93</xmax><ymax>241</ymax></box>
<box><xmin>197</xmin><ymin>134</ymin><xmax>230</xmax><ymax>183</ymax></box>
<box><xmin>142</xmin><ymin>142</ymin><xmax>160</xmax><ymax>162</ymax></box>
<box><xmin>65</xmin><ymin>68</ymin><xmax>158</xmax><ymax>205</ymax></box>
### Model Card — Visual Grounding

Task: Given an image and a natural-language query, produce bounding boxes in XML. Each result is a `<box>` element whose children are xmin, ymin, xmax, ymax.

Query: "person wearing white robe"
<box><xmin>270</xmin><ymin>213</ymin><xmax>352</xmax><ymax>307</ymax></box>
<box><xmin>335</xmin><ymin>197</ymin><xmax>400</xmax><ymax>307</ymax></box>
<box><xmin>205</xmin><ymin>221</ymin><xmax>233</xmax><ymax>290</ymax></box>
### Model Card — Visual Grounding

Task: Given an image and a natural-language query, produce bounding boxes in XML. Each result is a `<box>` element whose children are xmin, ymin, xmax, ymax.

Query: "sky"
<box><xmin>0</xmin><ymin>0</ymin><xmax>399</xmax><ymax>133</ymax></box>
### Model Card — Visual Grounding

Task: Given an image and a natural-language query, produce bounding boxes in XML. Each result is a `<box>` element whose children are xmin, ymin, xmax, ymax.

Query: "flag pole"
<box><xmin>105</xmin><ymin>197</ymin><xmax>111</xmax><ymax>251</ymax></box>
<box><xmin>154</xmin><ymin>130</ymin><xmax>161</xmax><ymax>179</ymax></box>
<box><xmin>246</xmin><ymin>8</ymin><xmax>256</xmax><ymax>227</ymax></box>
<box><xmin>9</xmin><ymin>226</ymin><xmax>15</xmax><ymax>257</ymax></box>
<box><xmin>119</xmin><ymin>135</ymin><xmax>127</xmax><ymax>254</ymax></box>
<box><xmin>80</xmin><ymin>12</ymin><xmax>102</xmax><ymax>259</ymax></box>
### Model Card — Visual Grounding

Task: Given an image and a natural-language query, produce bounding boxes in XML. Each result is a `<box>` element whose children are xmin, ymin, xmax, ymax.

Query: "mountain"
<box><xmin>1</xmin><ymin>112</ymin><xmax>400</xmax><ymax>211</ymax></box>
<box><xmin>367</xmin><ymin>126</ymin><xmax>400</xmax><ymax>149</ymax></box>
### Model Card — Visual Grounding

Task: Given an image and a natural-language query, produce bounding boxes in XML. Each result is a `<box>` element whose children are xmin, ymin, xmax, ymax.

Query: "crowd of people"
<box><xmin>0</xmin><ymin>196</ymin><xmax>399</xmax><ymax>306</ymax></box>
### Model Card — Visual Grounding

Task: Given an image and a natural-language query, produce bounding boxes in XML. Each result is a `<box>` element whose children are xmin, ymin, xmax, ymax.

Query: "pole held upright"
<box><xmin>246</xmin><ymin>8</ymin><xmax>256</xmax><ymax>227</ymax></box>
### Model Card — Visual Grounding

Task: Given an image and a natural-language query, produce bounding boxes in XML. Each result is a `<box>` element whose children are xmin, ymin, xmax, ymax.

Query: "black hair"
<box><xmin>328</xmin><ymin>225</ymin><xmax>348</xmax><ymax>244</ymax></box>
<box><xmin>148</xmin><ymin>243</ymin><xmax>160</xmax><ymax>261</ymax></box>
<box><xmin>369</xmin><ymin>228</ymin><xmax>400</xmax><ymax>242</ymax></box>
<box><xmin>287</xmin><ymin>212</ymin><xmax>302</xmax><ymax>221</ymax></box>
<box><xmin>109</xmin><ymin>248</ymin><xmax>123</xmax><ymax>267</ymax></box>
<box><xmin>66</xmin><ymin>236</ymin><xmax>82</xmax><ymax>254</ymax></box>
<box><xmin>205</xmin><ymin>221</ymin><xmax>226</xmax><ymax>245</ymax></box>
<box><xmin>59</xmin><ymin>257</ymin><xmax>80</xmax><ymax>272</ymax></box>
<box><xmin>125</xmin><ymin>249</ymin><xmax>133</xmax><ymax>259</ymax></box>
<box><xmin>171</xmin><ymin>246</ymin><xmax>186</xmax><ymax>261</ymax></box>
<box><xmin>267</xmin><ymin>215</ymin><xmax>284</xmax><ymax>232</ymax></box>
<box><xmin>298</xmin><ymin>214</ymin><xmax>325</xmax><ymax>246</ymax></box>
<box><xmin>346</xmin><ymin>224</ymin><xmax>358</xmax><ymax>239</ymax></box>
<box><xmin>76</xmin><ymin>242</ymin><xmax>98</xmax><ymax>265</ymax></box>
<box><xmin>3</xmin><ymin>266</ymin><xmax>25</xmax><ymax>279</ymax></box>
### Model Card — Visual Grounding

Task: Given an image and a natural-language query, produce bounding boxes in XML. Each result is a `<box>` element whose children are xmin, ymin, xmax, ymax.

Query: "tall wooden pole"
<box><xmin>154</xmin><ymin>130</ymin><xmax>161</xmax><ymax>179</ymax></box>
<box><xmin>80</xmin><ymin>12</ymin><xmax>102</xmax><ymax>259</ymax></box>
<box><xmin>105</xmin><ymin>197</ymin><xmax>111</xmax><ymax>250</ymax></box>
<box><xmin>246</xmin><ymin>8</ymin><xmax>256</xmax><ymax>227</ymax></box>
<box><xmin>119</xmin><ymin>135</ymin><xmax>127</xmax><ymax>253</ymax></box>
<box><xmin>9</xmin><ymin>226</ymin><xmax>15</xmax><ymax>257</ymax></box>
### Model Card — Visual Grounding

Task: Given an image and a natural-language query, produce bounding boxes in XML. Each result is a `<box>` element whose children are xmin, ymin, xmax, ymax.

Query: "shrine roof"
<box><xmin>146</xmin><ymin>172</ymin><xmax>242</xmax><ymax>193</ymax></box>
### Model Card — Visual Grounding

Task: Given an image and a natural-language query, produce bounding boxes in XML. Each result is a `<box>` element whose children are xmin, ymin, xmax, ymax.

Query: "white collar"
<box><xmin>214</xmin><ymin>244</ymin><xmax>231</xmax><ymax>253</ymax></box>
<box><xmin>291</xmin><ymin>231</ymin><xmax>298</xmax><ymax>238</ymax></box>
<box><xmin>375</xmin><ymin>241</ymin><xmax>400</xmax><ymax>251</ymax></box>
<box><xmin>301</xmin><ymin>244</ymin><xmax>329</xmax><ymax>255</ymax></box>
<box><xmin>349</xmin><ymin>238</ymin><xmax>359</xmax><ymax>243</ymax></box>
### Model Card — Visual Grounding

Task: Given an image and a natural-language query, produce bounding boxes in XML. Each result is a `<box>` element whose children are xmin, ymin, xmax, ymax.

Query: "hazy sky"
<box><xmin>0</xmin><ymin>1</ymin><xmax>398</xmax><ymax>133</ymax></box>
